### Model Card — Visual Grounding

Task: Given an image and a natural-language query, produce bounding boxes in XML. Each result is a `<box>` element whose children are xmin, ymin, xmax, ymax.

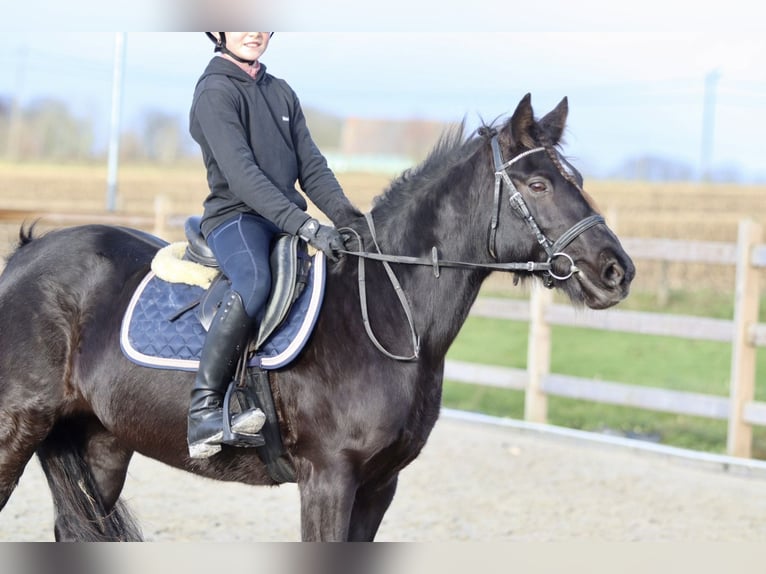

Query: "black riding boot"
<box><xmin>188</xmin><ymin>290</ymin><xmax>265</xmax><ymax>459</ymax></box>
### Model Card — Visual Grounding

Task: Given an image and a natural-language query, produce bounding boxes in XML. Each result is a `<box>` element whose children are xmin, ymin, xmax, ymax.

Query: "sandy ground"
<box><xmin>1</xmin><ymin>414</ymin><xmax>765</xmax><ymax>542</ymax></box>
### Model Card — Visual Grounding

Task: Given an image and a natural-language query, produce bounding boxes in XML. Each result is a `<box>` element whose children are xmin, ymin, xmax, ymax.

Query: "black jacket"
<box><xmin>189</xmin><ymin>56</ymin><xmax>355</xmax><ymax>237</ymax></box>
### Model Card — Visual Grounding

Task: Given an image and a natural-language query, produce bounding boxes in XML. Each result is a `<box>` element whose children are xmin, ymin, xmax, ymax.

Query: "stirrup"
<box><xmin>188</xmin><ymin>410</ymin><xmax>265</xmax><ymax>458</ymax></box>
<box><xmin>221</xmin><ymin>383</ymin><xmax>266</xmax><ymax>448</ymax></box>
<box><xmin>189</xmin><ymin>440</ymin><xmax>222</xmax><ymax>459</ymax></box>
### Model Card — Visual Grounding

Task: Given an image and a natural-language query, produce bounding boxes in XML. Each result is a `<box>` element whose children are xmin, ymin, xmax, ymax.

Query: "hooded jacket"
<box><xmin>190</xmin><ymin>56</ymin><xmax>354</xmax><ymax>238</ymax></box>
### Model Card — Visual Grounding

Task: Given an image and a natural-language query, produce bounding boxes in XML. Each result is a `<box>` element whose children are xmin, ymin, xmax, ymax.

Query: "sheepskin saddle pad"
<box><xmin>120</xmin><ymin>236</ymin><xmax>326</xmax><ymax>372</ymax></box>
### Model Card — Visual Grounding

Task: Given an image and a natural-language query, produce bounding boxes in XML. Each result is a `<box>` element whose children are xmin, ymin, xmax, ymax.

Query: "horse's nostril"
<box><xmin>602</xmin><ymin>260</ymin><xmax>625</xmax><ymax>288</ymax></box>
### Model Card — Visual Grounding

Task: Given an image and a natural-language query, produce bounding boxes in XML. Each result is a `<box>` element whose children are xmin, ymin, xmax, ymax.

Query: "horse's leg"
<box><xmin>347</xmin><ymin>475</ymin><xmax>399</xmax><ymax>542</ymax></box>
<box><xmin>0</xmin><ymin>365</ymin><xmax>58</xmax><ymax>511</ymax></box>
<box><xmin>298</xmin><ymin>461</ymin><xmax>358</xmax><ymax>541</ymax></box>
<box><xmin>37</xmin><ymin>419</ymin><xmax>141</xmax><ymax>541</ymax></box>
<box><xmin>81</xmin><ymin>422</ymin><xmax>134</xmax><ymax>512</ymax></box>
<box><xmin>0</xmin><ymin>409</ymin><xmax>55</xmax><ymax>512</ymax></box>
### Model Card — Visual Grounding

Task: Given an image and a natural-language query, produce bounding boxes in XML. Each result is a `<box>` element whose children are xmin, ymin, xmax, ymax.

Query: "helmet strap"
<box><xmin>211</xmin><ymin>32</ymin><xmax>257</xmax><ymax>66</ymax></box>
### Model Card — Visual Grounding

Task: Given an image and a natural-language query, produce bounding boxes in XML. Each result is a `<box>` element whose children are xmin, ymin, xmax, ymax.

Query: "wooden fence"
<box><xmin>447</xmin><ymin>219</ymin><xmax>765</xmax><ymax>458</ymax></box>
<box><xmin>0</xmin><ymin>196</ymin><xmax>181</xmax><ymax>240</ymax></box>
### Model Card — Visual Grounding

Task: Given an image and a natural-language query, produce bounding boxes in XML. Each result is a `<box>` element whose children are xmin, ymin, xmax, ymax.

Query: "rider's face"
<box><xmin>222</xmin><ymin>32</ymin><xmax>271</xmax><ymax>62</ymax></box>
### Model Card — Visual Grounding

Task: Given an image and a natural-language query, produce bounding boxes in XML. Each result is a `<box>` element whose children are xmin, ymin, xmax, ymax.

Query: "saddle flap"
<box><xmin>194</xmin><ymin>233</ymin><xmax>310</xmax><ymax>349</ymax></box>
<box><xmin>254</xmin><ymin>234</ymin><xmax>310</xmax><ymax>350</ymax></box>
<box><xmin>195</xmin><ymin>273</ymin><xmax>230</xmax><ymax>331</ymax></box>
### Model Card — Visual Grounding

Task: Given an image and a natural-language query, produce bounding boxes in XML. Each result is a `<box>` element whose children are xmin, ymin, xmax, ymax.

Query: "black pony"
<box><xmin>0</xmin><ymin>94</ymin><xmax>633</xmax><ymax>541</ymax></box>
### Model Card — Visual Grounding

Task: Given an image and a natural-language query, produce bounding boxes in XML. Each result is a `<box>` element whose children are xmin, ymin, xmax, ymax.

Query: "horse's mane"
<box><xmin>372</xmin><ymin>120</ymin><xmax>487</xmax><ymax>218</ymax></box>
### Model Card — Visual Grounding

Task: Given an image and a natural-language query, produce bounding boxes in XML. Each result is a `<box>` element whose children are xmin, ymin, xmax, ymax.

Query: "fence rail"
<box><xmin>448</xmin><ymin>219</ymin><xmax>765</xmax><ymax>458</ymax></box>
<box><xmin>0</xmin><ymin>197</ymin><xmax>184</xmax><ymax>241</ymax></box>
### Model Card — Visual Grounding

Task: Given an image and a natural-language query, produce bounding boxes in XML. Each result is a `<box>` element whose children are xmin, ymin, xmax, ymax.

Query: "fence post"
<box><xmin>727</xmin><ymin>219</ymin><xmax>762</xmax><ymax>458</ymax></box>
<box><xmin>524</xmin><ymin>281</ymin><xmax>553</xmax><ymax>423</ymax></box>
<box><xmin>153</xmin><ymin>195</ymin><xmax>169</xmax><ymax>238</ymax></box>
<box><xmin>657</xmin><ymin>260</ymin><xmax>671</xmax><ymax>308</ymax></box>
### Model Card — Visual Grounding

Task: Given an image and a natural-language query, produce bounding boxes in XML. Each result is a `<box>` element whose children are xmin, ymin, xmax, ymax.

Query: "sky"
<box><xmin>0</xmin><ymin>30</ymin><xmax>765</xmax><ymax>180</ymax></box>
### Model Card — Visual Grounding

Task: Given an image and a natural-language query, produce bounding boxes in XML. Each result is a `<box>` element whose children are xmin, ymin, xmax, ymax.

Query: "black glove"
<box><xmin>297</xmin><ymin>218</ymin><xmax>345</xmax><ymax>262</ymax></box>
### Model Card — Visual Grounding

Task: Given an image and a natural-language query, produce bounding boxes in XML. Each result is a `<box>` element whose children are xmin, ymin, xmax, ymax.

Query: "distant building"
<box><xmin>303</xmin><ymin>109</ymin><xmax>458</xmax><ymax>174</ymax></box>
<box><xmin>340</xmin><ymin>117</ymin><xmax>458</xmax><ymax>162</ymax></box>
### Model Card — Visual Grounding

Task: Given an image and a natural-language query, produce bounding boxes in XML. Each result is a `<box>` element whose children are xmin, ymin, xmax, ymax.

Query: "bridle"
<box><xmin>487</xmin><ymin>132</ymin><xmax>604</xmax><ymax>288</ymax></box>
<box><xmin>339</xmin><ymin>131</ymin><xmax>605</xmax><ymax>361</ymax></box>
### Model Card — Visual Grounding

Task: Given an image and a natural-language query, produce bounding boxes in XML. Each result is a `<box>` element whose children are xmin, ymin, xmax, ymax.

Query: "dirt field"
<box><xmin>1</xmin><ymin>413</ymin><xmax>765</xmax><ymax>542</ymax></box>
<box><xmin>1</xmin><ymin>163</ymin><xmax>765</xmax><ymax>241</ymax></box>
<box><xmin>2</xmin><ymin>163</ymin><xmax>764</xmax><ymax>292</ymax></box>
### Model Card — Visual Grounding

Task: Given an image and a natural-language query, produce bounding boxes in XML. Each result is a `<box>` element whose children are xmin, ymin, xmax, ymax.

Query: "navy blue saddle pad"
<box><xmin>120</xmin><ymin>254</ymin><xmax>326</xmax><ymax>371</ymax></box>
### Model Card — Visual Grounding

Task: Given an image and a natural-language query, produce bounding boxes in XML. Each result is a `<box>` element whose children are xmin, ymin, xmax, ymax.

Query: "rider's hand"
<box><xmin>297</xmin><ymin>218</ymin><xmax>345</xmax><ymax>262</ymax></box>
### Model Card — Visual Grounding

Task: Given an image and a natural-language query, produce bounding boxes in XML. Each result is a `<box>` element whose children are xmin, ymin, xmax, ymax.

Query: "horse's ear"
<box><xmin>501</xmin><ymin>93</ymin><xmax>536</xmax><ymax>149</ymax></box>
<box><xmin>538</xmin><ymin>97</ymin><xmax>568</xmax><ymax>145</ymax></box>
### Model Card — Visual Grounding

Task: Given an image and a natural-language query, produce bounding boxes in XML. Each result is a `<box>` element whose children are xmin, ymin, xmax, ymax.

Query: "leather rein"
<box><xmin>338</xmin><ymin>133</ymin><xmax>604</xmax><ymax>361</ymax></box>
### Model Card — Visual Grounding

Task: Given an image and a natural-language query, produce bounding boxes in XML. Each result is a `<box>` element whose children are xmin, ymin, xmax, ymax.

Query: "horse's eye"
<box><xmin>528</xmin><ymin>180</ymin><xmax>548</xmax><ymax>193</ymax></box>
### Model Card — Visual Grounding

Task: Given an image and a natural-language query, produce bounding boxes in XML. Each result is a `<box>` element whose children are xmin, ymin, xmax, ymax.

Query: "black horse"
<box><xmin>0</xmin><ymin>94</ymin><xmax>634</xmax><ymax>541</ymax></box>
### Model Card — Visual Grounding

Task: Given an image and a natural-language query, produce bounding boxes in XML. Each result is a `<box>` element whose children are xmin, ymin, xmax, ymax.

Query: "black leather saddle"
<box><xmin>184</xmin><ymin>216</ymin><xmax>311</xmax><ymax>351</ymax></box>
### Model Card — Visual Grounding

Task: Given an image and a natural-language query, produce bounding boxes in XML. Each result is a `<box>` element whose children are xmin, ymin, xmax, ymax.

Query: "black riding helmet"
<box><xmin>205</xmin><ymin>32</ymin><xmax>274</xmax><ymax>65</ymax></box>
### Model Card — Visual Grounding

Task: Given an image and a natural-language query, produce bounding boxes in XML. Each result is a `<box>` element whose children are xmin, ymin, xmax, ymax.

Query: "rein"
<box><xmin>339</xmin><ymin>133</ymin><xmax>605</xmax><ymax>362</ymax></box>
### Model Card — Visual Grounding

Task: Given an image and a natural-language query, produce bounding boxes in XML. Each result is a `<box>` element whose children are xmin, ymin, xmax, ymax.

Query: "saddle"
<box><xmin>120</xmin><ymin>218</ymin><xmax>325</xmax><ymax>482</ymax></box>
<box><xmin>185</xmin><ymin>216</ymin><xmax>311</xmax><ymax>352</ymax></box>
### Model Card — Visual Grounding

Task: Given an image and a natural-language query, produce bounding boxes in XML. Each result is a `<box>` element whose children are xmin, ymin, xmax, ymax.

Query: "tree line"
<box><xmin>0</xmin><ymin>95</ymin><xmax>445</xmax><ymax>166</ymax></box>
<box><xmin>3</xmin><ymin>95</ymin><xmax>734</xmax><ymax>181</ymax></box>
<box><xmin>0</xmin><ymin>96</ymin><xmax>193</xmax><ymax>163</ymax></box>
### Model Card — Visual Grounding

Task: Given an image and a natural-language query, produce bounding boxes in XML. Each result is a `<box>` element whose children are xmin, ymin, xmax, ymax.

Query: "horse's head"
<box><xmin>489</xmin><ymin>93</ymin><xmax>634</xmax><ymax>309</ymax></box>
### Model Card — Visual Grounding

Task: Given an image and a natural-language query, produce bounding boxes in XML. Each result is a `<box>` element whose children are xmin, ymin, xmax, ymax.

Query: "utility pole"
<box><xmin>5</xmin><ymin>47</ymin><xmax>27</xmax><ymax>160</ymax></box>
<box><xmin>106</xmin><ymin>33</ymin><xmax>126</xmax><ymax>212</ymax></box>
<box><xmin>700</xmin><ymin>69</ymin><xmax>721</xmax><ymax>182</ymax></box>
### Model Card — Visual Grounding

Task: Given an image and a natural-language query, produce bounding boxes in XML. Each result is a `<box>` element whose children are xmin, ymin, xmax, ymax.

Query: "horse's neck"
<box><xmin>371</xmin><ymin>177</ymin><xmax>491</xmax><ymax>358</ymax></box>
<box><xmin>408</xmin><ymin>263</ymin><xmax>488</xmax><ymax>359</ymax></box>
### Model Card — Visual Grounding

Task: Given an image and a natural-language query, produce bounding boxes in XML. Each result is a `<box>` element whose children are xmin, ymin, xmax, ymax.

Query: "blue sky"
<box><xmin>1</xmin><ymin>31</ymin><xmax>764</xmax><ymax>180</ymax></box>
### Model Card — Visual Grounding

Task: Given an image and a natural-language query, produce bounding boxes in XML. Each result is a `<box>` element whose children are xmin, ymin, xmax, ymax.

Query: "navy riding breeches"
<box><xmin>206</xmin><ymin>213</ymin><xmax>281</xmax><ymax>319</ymax></box>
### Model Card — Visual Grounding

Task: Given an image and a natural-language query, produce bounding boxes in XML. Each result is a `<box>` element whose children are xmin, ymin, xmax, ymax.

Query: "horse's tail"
<box><xmin>36</xmin><ymin>423</ymin><xmax>143</xmax><ymax>542</ymax></box>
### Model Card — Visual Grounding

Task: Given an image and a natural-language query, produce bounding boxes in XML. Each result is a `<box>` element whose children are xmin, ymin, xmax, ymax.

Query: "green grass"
<box><xmin>480</xmin><ymin>283</ymin><xmax>766</xmax><ymax>321</ymax></box>
<box><xmin>444</xmin><ymin>314</ymin><xmax>766</xmax><ymax>457</ymax></box>
<box><xmin>607</xmin><ymin>287</ymin><xmax>766</xmax><ymax>322</ymax></box>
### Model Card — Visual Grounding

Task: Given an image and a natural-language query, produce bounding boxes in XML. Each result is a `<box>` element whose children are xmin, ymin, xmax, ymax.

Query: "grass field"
<box><xmin>1</xmin><ymin>161</ymin><xmax>765</xmax><ymax>456</ymax></box>
<box><xmin>444</xmin><ymin>315</ymin><xmax>766</xmax><ymax>457</ymax></box>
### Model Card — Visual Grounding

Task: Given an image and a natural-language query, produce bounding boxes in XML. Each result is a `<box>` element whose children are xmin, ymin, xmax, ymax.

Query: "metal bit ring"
<box><xmin>547</xmin><ymin>252</ymin><xmax>579</xmax><ymax>281</ymax></box>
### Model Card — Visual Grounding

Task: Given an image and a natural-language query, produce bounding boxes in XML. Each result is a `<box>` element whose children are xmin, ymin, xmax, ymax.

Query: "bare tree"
<box><xmin>142</xmin><ymin>110</ymin><xmax>184</xmax><ymax>163</ymax></box>
<box><xmin>0</xmin><ymin>98</ymin><xmax>92</xmax><ymax>161</ymax></box>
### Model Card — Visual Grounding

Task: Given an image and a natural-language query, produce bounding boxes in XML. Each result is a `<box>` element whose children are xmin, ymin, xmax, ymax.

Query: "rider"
<box><xmin>187</xmin><ymin>32</ymin><xmax>361</xmax><ymax>459</ymax></box>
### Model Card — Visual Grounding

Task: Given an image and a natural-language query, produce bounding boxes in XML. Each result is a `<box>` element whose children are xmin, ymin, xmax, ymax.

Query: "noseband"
<box><xmin>487</xmin><ymin>134</ymin><xmax>604</xmax><ymax>288</ymax></box>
